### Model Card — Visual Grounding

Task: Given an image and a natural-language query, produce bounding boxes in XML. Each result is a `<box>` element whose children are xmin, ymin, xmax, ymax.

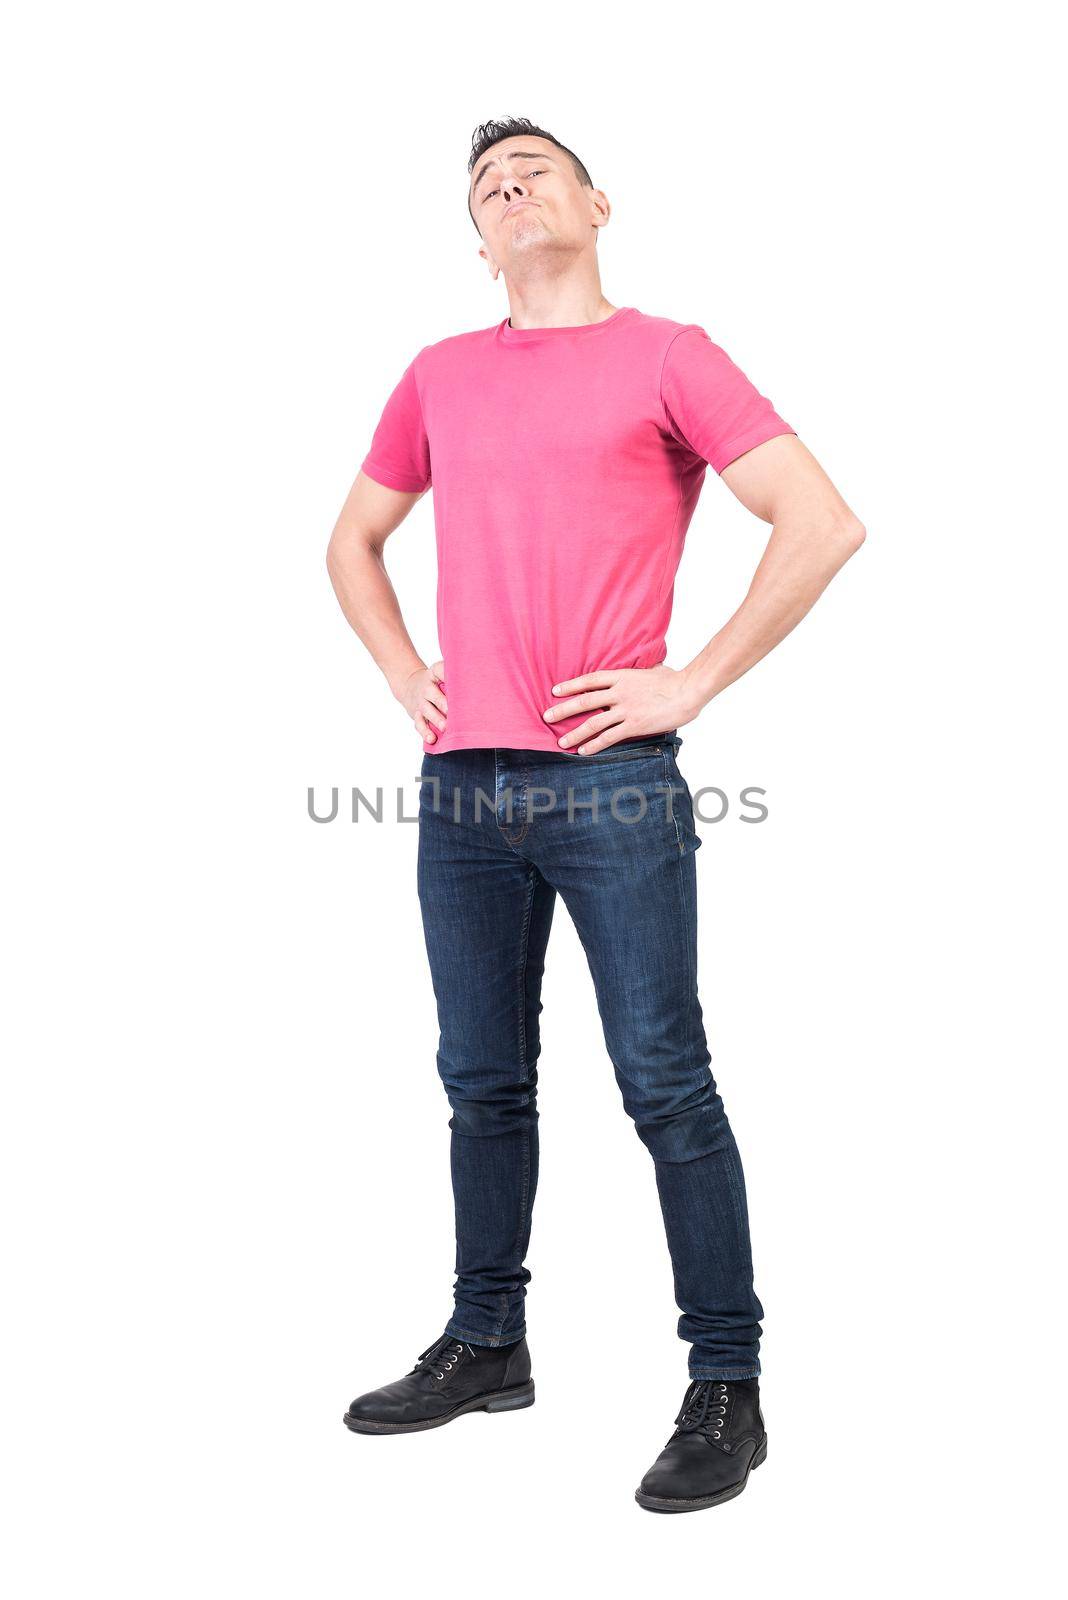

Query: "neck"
<box><xmin>503</xmin><ymin>262</ymin><xmax>616</xmax><ymax>331</ymax></box>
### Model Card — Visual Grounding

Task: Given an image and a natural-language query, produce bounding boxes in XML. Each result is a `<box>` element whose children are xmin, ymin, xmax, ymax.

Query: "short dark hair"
<box><xmin>467</xmin><ymin>117</ymin><xmax>594</xmax><ymax>232</ymax></box>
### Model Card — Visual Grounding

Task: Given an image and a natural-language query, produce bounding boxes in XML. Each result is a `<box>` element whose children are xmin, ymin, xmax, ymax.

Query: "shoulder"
<box><xmin>627</xmin><ymin>309</ymin><xmax>710</xmax><ymax>353</ymax></box>
<box><xmin>624</xmin><ymin>313</ymin><xmax>731</xmax><ymax>391</ymax></box>
<box><xmin>411</xmin><ymin>322</ymin><xmax>501</xmax><ymax>374</ymax></box>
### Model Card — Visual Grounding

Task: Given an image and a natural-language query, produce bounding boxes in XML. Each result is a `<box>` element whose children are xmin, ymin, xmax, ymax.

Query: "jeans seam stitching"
<box><xmin>663</xmin><ymin>747</ymin><xmax>684</xmax><ymax>852</ymax></box>
<box><xmin>498</xmin><ymin>865</ymin><xmax>537</xmax><ymax>1340</ymax></box>
<box><xmin>516</xmin><ymin>866</ymin><xmax>536</xmax><ymax>1082</ymax></box>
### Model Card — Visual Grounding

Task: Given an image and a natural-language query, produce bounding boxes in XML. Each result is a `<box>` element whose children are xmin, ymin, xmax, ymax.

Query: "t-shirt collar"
<box><xmin>498</xmin><ymin>305</ymin><xmax>636</xmax><ymax>344</ymax></box>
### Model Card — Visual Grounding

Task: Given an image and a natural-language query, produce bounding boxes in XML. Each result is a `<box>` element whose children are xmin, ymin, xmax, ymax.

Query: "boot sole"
<box><xmin>343</xmin><ymin>1380</ymin><xmax>535</xmax><ymax>1434</ymax></box>
<box><xmin>634</xmin><ymin>1434</ymin><xmax>767</xmax><ymax>1513</ymax></box>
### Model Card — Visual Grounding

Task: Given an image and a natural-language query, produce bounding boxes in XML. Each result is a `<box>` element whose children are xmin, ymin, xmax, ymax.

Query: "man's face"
<box><xmin>469</xmin><ymin>136</ymin><xmax>608</xmax><ymax>274</ymax></box>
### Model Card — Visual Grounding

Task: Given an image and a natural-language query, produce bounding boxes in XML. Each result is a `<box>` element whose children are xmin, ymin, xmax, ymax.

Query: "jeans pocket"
<box><xmin>583</xmin><ymin>742</ymin><xmax>665</xmax><ymax>760</ymax></box>
<box><xmin>583</xmin><ymin>730</ymin><xmax>679</xmax><ymax>761</ymax></box>
<box><xmin>667</xmin><ymin>750</ymin><xmax>701</xmax><ymax>853</ymax></box>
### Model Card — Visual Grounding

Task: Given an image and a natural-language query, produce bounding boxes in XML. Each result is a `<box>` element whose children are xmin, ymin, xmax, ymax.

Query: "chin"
<box><xmin>509</xmin><ymin>217</ymin><xmax>551</xmax><ymax>247</ymax></box>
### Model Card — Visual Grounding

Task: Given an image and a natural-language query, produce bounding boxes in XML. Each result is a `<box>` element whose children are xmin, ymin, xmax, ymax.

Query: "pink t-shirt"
<box><xmin>360</xmin><ymin>305</ymin><xmax>794</xmax><ymax>753</ymax></box>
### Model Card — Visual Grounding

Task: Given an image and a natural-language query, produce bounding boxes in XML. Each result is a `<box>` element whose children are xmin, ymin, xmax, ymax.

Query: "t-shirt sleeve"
<box><xmin>359</xmin><ymin>357</ymin><xmax>432</xmax><ymax>493</ymax></box>
<box><xmin>659</xmin><ymin>326</ymin><xmax>795</xmax><ymax>474</ymax></box>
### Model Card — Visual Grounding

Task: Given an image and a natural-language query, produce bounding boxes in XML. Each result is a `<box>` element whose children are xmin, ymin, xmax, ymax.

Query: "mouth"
<box><xmin>503</xmin><ymin>200</ymin><xmax>539</xmax><ymax>220</ymax></box>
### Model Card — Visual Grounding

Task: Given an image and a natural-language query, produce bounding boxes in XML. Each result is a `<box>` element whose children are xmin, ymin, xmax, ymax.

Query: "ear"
<box><xmin>589</xmin><ymin>188</ymin><xmax>611</xmax><ymax>231</ymax></box>
<box><xmin>479</xmin><ymin>244</ymin><xmax>501</xmax><ymax>281</ymax></box>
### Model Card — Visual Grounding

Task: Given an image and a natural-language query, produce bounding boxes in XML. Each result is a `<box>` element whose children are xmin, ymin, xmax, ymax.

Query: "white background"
<box><xmin>3</xmin><ymin>2</ymin><xmax>1064</xmax><ymax>1594</ymax></box>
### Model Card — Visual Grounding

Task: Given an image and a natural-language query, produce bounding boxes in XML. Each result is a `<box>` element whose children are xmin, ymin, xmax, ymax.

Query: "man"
<box><xmin>327</xmin><ymin>117</ymin><xmax>864</xmax><ymax>1512</ymax></box>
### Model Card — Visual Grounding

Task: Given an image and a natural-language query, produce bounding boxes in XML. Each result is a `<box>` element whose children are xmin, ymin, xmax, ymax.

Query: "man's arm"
<box><xmin>543</xmin><ymin>434</ymin><xmax>866</xmax><ymax>752</ymax></box>
<box><xmin>326</xmin><ymin>470</ymin><xmax>448</xmax><ymax>743</ymax></box>
<box><xmin>682</xmin><ymin>433</ymin><xmax>867</xmax><ymax>707</ymax></box>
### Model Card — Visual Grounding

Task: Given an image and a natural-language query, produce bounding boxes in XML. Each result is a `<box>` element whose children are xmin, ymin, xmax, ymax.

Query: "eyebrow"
<box><xmin>471</xmin><ymin>149</ymin><xmax>557</xmax><ymax>196</ymax></box>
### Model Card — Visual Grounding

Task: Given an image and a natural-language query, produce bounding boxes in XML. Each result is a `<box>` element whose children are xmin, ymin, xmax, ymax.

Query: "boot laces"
<box><xmin>675</xmin><ymin>1378</ymin><xmax>728</xmax><ymax>1440</ymax></box>
<box><xmin>414</xmin><ymin>1334</ymin><xmax>469</xmax><ymax>1381</ymax></box>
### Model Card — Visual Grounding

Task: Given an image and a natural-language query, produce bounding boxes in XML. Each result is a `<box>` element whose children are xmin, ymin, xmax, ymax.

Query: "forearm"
<box><xmin>326</xmin><ymin>532</ymin><xmax>424</xmax><ymax>700</ymax></box>
<box><xmin>681</xmin><ymin>509</ymin><xmax>866</xmax><ymax>710</ymax></box>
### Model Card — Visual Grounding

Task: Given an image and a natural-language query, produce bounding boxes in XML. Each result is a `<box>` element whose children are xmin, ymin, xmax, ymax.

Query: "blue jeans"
<box><xmin>416</xmin><ymin>734</ymin><xmax>764</xmax><ymax>1380</ymax></box>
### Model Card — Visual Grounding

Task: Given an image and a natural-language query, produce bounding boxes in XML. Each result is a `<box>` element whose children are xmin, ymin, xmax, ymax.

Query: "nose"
<box><xmin>502</xmin><ymin>177</ymin><xmax>528</xmax><ymax>203</ymax></box>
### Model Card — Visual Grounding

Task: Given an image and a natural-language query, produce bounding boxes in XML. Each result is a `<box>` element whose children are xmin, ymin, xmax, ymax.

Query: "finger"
<box><xmin>425</xmin><ymin>683</ymin><xmax>448</xmax><ymax>715</ymax></box>
<box><xmin>551</xmin><ymin>672</ymin><xmax>616</xmax><ymax>696</ymax></box>
<box><xmin>429</xmin><ymin>659</ymin><xmax>446</xmax><ymax>682</ymax></box>
<box><xmin>415</xmin><ymin>713</ymin><xmax>436</xmax><ymax>745</ymax></box>
<box><xmin>544</xmin><ymin>689</ymin><xmax>615</xmax><ymax>722</ymax></box>
<box><xmin>575</xmin><ymin>729</ymin><xmax>632</xmax><ymax>755</ymax></box>
<box><xmin>557</xmin><ymin>711</ymin><xmax>621</xmax><ymax>750</ymax></box>
<box><xmin>423</xmin><ymin>702</ymin><xmax>447</xmax><ymax>731</ymax></box>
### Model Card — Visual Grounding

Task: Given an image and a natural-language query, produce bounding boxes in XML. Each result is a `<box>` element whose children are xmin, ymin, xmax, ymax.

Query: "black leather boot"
<box><xmin>343</xmin><ymin>1331</ymin><xmax>534</xmax><ymax>1434</ymax></box>
<box><xmin>635</xmin><ymin>1377</ymin><xmax>767</xmax><ymax>1512</ymax></box>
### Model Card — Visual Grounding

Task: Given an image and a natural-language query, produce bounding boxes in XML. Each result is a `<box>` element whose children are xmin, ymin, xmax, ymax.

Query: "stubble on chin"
<box><xmin>507</xmin><ymin>212</ymin><xmax>551</xmax><ymax>251</ymax></box>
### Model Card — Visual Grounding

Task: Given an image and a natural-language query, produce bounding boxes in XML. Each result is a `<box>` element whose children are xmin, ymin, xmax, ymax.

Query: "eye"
<box><xmin>482</xmin><ymin>187</ymin><xmax>499</xmax><ymax>202</ymax></box>
<box><xmin>526</xmin><ymin>169</ymin><xmax>545</xmax><ymax>178</ymax></box>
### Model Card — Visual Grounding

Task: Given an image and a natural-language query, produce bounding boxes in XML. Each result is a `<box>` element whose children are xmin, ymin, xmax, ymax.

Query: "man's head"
<box><xmin>467</xmin><ymin>118</ymin><xmax>610</xmax><ymax>278</ymax></box>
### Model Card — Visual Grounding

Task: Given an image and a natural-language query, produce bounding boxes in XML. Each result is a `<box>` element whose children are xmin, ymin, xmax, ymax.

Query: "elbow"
<box><xmin>327</xmin><ymin>525</ymin><xmax>382</xmax><ymax>577</ymax></box>
<box><xmin>837</xmin><ymin>513</ymin><xmax>866</xmax><ymax>559</ymax></box>
<box><xmin>325</xmin><ymin>536</ymin><xmax>340</xmax><ymax>586</ymax></box>
<box><xmin>326</xmin><ymin>527</ymin><xmax>350</xmax><ymax>585</ymax></box>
